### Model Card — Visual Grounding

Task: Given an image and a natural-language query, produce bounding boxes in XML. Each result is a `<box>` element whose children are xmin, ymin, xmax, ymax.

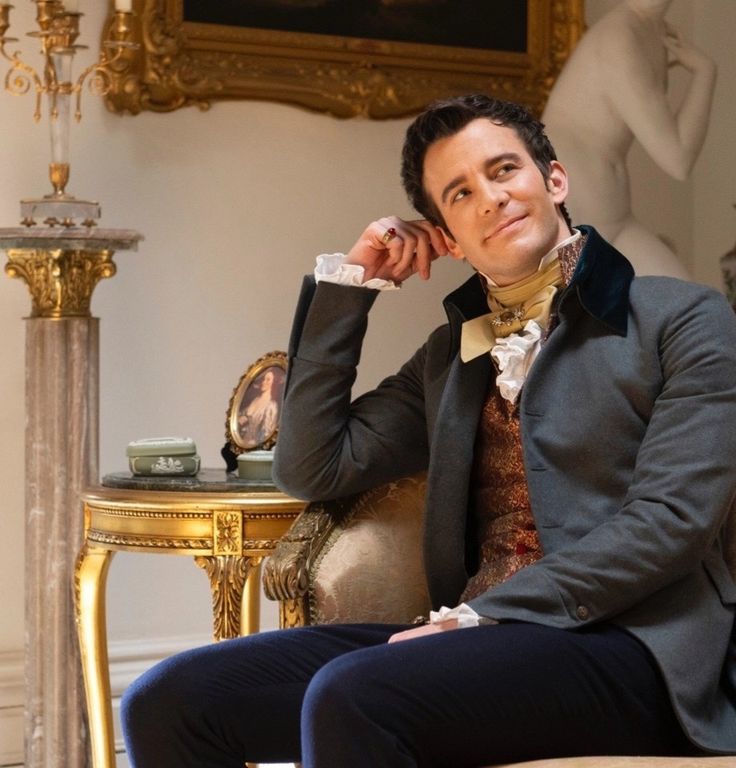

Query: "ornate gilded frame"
<box><xmin>225</xmin><ymin>350</ymin><xmax>287</xmax><ymax>455</ymax></box>
<box><xmin>104</xmin><ymin>0</ymin><xmax>584</xmax><ymax>118</ymax></box>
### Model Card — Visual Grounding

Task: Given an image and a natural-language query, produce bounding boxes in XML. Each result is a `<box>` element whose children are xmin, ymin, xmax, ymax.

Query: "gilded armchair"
<box><xmin>262</xmin><ymin>475</ymin><xmax>736</xmax><ymax>768</ymax></box>
<box><xmin>263</xmin><ymin>473</ymin><xmax>431</xmax><ymax>628</ymax></box>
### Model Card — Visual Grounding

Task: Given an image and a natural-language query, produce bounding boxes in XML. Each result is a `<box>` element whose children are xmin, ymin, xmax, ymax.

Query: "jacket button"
<box><xmin>576</xmin><ymin>605</ymin><xmax>589</xmax><ymax>620</ymax></box>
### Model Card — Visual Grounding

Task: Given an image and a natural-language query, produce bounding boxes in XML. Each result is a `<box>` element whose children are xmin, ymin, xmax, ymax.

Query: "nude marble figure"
<box><xmin>542</xmin><ymin>0</ymin><xmax>716</xmax><ymax>277</ymax></box>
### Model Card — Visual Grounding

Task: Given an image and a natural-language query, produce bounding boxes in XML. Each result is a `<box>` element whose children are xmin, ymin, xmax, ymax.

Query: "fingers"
<box><xmin>387</xmin><ymin>619</ymin><xmax>459</xmax><ymax>643</ymax></box>
<box><xmin>346</xmin><ymin>216</ymin><xmax>448</xmax><ymax>284</ymax></box>
<box><xmin>375</xmin><ymin>216</ymin><xmax>447</xmax><ymax>281</ymax></box>
<box><xmin>662</xmin><ymin>26</ymin><xmax>712</xmax><ymax>72</ymax></box>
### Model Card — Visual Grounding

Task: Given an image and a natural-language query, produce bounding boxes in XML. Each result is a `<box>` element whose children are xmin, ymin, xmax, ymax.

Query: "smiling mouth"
<box><xmin>486</xmin><ymin>215</ymin><xmax>526</xmax><ymax>240</ymax></box>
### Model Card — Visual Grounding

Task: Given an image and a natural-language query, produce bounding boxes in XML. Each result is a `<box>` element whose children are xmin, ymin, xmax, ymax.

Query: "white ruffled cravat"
<box><xmin>464</xmin><ymin>231</ymin><xmax>581</xmax><ymax>405</ymax></box>
<box><xmin>490</xmin><ymin>320</ymin><xmax>544</xmax><ymax>404</ymax></box>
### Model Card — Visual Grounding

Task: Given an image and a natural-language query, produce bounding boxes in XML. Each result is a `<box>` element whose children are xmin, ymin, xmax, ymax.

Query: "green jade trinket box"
<box><xmin>126</xmin><ymin>437</ymin><xmax>200</xmax><ymax>476</ymax></box>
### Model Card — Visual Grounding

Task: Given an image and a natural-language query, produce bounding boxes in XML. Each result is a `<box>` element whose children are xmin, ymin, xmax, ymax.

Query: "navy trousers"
<box><xmin>121</xmin><ymin>621</ymin><xmax>696</xmax><ymax>767</ymax></box>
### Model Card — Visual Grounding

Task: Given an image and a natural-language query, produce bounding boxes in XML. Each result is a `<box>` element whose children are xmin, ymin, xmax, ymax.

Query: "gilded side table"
<box><xmin>74</xmin><ymin>469</ymin><xmax>305</xmax><ymax>768</ymax></box>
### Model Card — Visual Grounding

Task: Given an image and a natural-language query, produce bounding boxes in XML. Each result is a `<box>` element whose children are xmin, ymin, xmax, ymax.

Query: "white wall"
<box><xmin>0</xmin><ymin>1</ymin><xmax>733</xmax><ymax>763</ymax></box>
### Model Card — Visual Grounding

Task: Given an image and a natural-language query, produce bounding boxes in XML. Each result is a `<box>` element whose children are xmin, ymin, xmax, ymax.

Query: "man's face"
<box><xmin>422</xmin><ymin>118</ymin><xmax>570</xmax><ymax>286</ymax></box>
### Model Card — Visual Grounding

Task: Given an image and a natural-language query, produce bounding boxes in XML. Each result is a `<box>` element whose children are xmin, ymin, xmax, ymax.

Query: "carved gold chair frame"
<box><xmin>103</xmin><ymin>0</ymin><xmax>584</xmax><ymax>118</ymax></box>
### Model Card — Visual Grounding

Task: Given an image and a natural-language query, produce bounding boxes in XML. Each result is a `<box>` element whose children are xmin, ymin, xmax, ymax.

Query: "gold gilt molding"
<box><xmin>104</xmin><ymin>0</ymin><xmax>584</xmax><ymax>118</ymax></box>
<box><xmin>262</xmin><ymin>497</ymin><xmax>343</xmax><ymax>628</ymax></box>
<box><xmin>243</xmin><ymin>538</ymin><xmax>281</xmax><ymax>551</ymax></box>
<box><xmin>88</xmin><ymin>506</ymin><xmax>213</xmax><ymax>520</ymax></box>
<box><xmin>195</xmin><ymin>555</ymin><xmax>253</xmax><ymax>640</ymax></box>
<box><xmin>5</xmin><ymin>248</ymin><xmax>116</xmax><ymax>318</ymax></box>
<box><xmin>214</xmin><ymin>511</ymin><xmax>242</xmax><ymax>556</ymax></box>
<box><xmin>280</xmin><ymin>597</ymin><xmax>308</xmax><ymax>630</ymax></box>
<box><xmin>86</xmin><ymin>530</ymin><xmax>212</xmax><ymax>550</ymax></box>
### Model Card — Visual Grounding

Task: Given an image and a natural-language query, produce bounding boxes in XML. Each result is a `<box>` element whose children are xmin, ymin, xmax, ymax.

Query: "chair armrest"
<box><xmin>264</xmin><ymin>473</ymin><xmax>431</xmax><ymax>628</ymax></box>
<box><xmin>263</xmin><ymin>495</ymin><xmax>355</xmax><ymax>625</ymax></box>
<box><xmin>263</xmin><ymin>500</ymin><xmax>339</xmax><ymax>601</ymax></box>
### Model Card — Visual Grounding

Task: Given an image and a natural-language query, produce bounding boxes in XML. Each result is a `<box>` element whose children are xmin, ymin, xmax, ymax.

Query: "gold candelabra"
<box><xmin>0</xmin><ymin>1</ymin><xmax>137</xmax><ymax>227</ymax></box>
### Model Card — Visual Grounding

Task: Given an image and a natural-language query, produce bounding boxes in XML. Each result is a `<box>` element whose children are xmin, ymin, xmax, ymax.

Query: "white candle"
<box><xmin>115</xmin><ymin>0</ymin><xmax>133</xmax><ymax>11</ymax></box>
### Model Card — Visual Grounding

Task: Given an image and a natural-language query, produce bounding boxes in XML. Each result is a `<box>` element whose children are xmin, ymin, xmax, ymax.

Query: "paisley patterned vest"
<box><xmin>460</xmin><ymin>234</ymin><xmax>584</xmax><ymax>601</ymax></box>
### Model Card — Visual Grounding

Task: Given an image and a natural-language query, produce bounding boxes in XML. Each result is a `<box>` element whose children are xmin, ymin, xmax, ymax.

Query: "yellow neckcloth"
<box><xmin>461</xmin><ymin>259</ymin><xmax>564</xmax><ymax>363</ymax></box>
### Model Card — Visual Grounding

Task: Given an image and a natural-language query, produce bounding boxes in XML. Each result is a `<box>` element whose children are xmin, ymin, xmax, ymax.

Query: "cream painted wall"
<box><xmin>0</xmin><ymin>0</ymin><xmax>733</xmax><ymax>760</ymax></box>
<box><xmin>0</xmin><ymin>1</ymin><xmax>466</xmax><ymax>656</ymax></box>
<box><xmin>692</xmin><ymin>3</ymin><xmax>736</xmax><ymax>287</ymax></box>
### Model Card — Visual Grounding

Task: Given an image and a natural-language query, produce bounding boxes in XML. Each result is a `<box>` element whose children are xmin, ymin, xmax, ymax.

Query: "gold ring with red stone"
<box><xmin>381</xmin><ymin>226</ymin><xmax>397</xmax><ymax>244</ymax></box>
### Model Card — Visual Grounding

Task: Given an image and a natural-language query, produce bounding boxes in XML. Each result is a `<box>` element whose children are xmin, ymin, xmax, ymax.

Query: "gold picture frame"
<box><xmin>104</xmin><ymin>0</ymin><xmax>584</xmax><ymax>118</ymax></box>
<box><xmin>225</xmin><ymin>350</ymin><xmax>287</xmax><ymax>455</ymax></box>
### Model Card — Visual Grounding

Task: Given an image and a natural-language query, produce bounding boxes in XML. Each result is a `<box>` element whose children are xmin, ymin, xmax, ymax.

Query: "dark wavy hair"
<box><xmin>401</xmin><ymin>94</ymin><xmax>571</xmax><ymax>231</ymax></box>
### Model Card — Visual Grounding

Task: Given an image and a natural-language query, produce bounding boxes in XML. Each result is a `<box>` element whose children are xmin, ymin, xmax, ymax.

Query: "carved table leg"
<box><xmin>242</xmin><ymin>556</ymin><xmax>263</xmax><ymax>636</ymax></box>
<box><xmin>74</xmin><ymin>543</ymin><xmax>116</xmax><ymax>768</ymax></box>
<box><xmin>195</xmin><ymin>555</ymin><xmax>261</xmax><ymax>641</ymax></box>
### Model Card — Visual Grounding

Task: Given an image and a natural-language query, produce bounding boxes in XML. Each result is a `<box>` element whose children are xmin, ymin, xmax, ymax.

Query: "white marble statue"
<box><xmin>542</xmin><ymin>0</ymin><xmax>716</xmax><ymax>277</ymax></box>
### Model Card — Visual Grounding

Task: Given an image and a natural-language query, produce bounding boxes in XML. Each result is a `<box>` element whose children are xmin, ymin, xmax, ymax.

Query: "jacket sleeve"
<box><xmin>272</xmin><ymin>277</ymin><xmax>431</xmax><ymax>501</ymax></box>
<box><xmin>468</xmin><ymin>284</ymin><xmax>736</xmax><ymax>627</ymax></box>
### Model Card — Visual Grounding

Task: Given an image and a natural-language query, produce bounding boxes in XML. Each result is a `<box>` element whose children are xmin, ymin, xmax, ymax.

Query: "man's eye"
<box><xmin>495</xmin><ymin>164</ymin><xmax>516</xmax><ymax>178</ymax></box>
<box><xmin>452</xmin><ymin>188</ymin><xmax>469</xmax><ymax>203</ymax></box>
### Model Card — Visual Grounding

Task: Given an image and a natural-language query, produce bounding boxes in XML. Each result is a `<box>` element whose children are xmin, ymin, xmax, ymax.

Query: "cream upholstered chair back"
<box><xmin>263</xmin><ymin>473</ymin><xmax>430</xmax><ymax>627</ymax></box>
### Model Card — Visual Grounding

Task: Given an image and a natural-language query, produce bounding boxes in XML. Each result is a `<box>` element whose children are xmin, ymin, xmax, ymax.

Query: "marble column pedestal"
<box><xmin>25</xmin><ymin>317</ymin><xmax>99</xmax><ymax>768</ymax></box>
<box><xmin>2</xmin><ymin>227</ymin><xmax>142</xmax><ymax>768</ymax></box>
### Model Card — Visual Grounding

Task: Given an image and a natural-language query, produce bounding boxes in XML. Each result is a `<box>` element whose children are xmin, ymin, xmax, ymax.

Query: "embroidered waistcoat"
<box><xmin>460</xmin><ymin>387</ymin><xmax>542</xmax><ymax>600</ymax></box>
<box><xmin>460</xmin><ymin>234</ymin><xmax>585</xmax><ymax>601</ymax></box>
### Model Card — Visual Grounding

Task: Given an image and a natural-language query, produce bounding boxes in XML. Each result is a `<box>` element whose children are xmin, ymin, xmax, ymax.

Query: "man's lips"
<box><xmin>486</xmin><ymin>214</ymin><xmax>526</xmax><ymax>240</ymax></box>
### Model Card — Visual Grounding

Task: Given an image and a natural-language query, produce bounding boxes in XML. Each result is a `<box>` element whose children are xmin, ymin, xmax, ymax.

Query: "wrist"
<box><xmin>314</xmin><ymin>252</ymin><xmax>399</xmax><ymax>291</ymax></box>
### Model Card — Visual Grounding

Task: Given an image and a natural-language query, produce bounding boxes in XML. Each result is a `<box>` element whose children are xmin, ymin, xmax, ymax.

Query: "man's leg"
<box><xmin>120</xmin><ymin>623</ymin><xmax>401</xmax><ymax>767</ymax></box>
<box><xmin>301</xmin><ymin>622</ymin><xmax>696</xmax><ymax>768</ymax></box>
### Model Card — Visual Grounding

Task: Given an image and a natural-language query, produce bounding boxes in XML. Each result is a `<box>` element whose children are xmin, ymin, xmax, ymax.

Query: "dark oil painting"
<box><xmin>182</xmin><ymin>1</ymin><xmax>528</xmax><ymax>54</ymax></box>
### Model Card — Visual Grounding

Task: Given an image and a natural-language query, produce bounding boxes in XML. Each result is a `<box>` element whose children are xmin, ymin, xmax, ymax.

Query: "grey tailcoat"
<box><xmin>273</xmin><ymin>226</ymin><xmax>736</xmax><ymax>753</ymax></box>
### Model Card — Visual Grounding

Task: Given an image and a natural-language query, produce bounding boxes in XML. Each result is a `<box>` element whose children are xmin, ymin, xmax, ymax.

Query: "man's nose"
<box><xmin>477</xmin><ymin>180</ymin><xmax>507</xmax><ymax>215</ymax></box>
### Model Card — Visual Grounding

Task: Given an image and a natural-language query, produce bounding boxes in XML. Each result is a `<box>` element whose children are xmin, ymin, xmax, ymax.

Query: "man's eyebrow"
<box><xmin>439</xmin><ymin>152</ymin><xmax>523</xmax><ymax>205</ymax></box>
<box><xmin>440</xmin><ymin>173</ymin><xmax>467</xmax><ymax>205</ymax></box>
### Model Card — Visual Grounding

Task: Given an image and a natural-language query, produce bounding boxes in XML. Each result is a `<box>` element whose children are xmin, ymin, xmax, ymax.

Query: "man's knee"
<box><xmin>303</xmin><ymin>654</ymin><xmax>361</xmax><ymax>723</ymax></box>
<box><xmin>301</xmin><ymin>649</ymin><xmax>422</xmax><ymax>766</ymax></box>
<box><xmin>121</xmin><ymin>650</ymin><xmax>213</xmax><ymax>742</ymax></box>
<box><xmin>122</xmin><ymin>659</ymin><xmax>179</xmax><ymax>734</ymax></box>
<box><xmin>302</xmin><ymin>648</ymin><xmax>395</xmax><ymax>730</ymax></box>
<box><xmin>302</xmin><ymin>657</ymin><xmax>347</xmax><ymax>724</ymax></box>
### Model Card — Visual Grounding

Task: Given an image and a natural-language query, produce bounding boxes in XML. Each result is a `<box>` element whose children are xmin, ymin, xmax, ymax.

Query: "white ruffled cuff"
<box><xmin>315</xmin><ymin>253</ymin><xmax>400</xmax><ymax>291</ymax></box>
<box><xmin>429</xmin><ymin>603</ymin><xmax>482</xmax><ymax>628</ymax></box>
<box><xmin>490</xmin><ymin>320</ymin><xmax>544</xmax><ymax>404</ymax></box>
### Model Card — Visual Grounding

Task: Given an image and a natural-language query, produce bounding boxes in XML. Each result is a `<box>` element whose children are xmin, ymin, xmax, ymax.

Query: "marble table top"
<box><xmin>0</xmin><ymin>227</ymin><xmax>143</xmax><ymax>251</ymax></box>
<box><xmin>101</xmin><ymin>468</ymin><xmax>276</xmax><ymax>493</ymax></box>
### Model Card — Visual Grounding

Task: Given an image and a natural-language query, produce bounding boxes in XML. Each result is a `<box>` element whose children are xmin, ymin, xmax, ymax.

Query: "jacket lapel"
<box><xmin>421</xmin><ymin>227</ymin><xmax>635</xmax><ymax>607</ymax></box>
<box><xmin>424</xmin><ymin>350</ymin><xmax>490</xmax><ymax>608</ymax></box>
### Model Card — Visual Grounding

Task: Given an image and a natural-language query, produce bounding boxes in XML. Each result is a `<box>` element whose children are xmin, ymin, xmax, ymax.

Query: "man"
<box><xmin>122</xmin><ymin>95</ymin><xmax>736</xmax><ymax>767</ymax></box>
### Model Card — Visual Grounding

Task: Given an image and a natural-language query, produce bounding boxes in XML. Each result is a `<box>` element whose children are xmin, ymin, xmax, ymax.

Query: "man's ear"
<box><xmin>546</xmin><ymin>160</ymin><xmax>569</xmax><ymax>204</ymax></box>
<box><xmin>438</xmin><ymin>227</ymin><xmax>465</xmax><ymax>261</ymax></box>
